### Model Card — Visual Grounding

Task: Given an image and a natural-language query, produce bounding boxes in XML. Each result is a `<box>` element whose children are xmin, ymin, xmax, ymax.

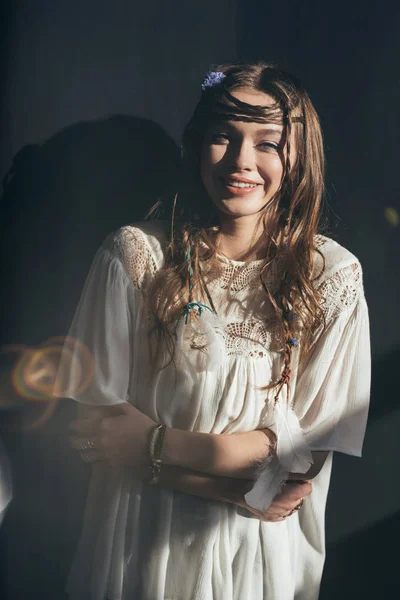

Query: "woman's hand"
<box><xmin>235</xmin><ymin>480</ymin><xmax>312</xmax><ymax>522</ymax></box>
<box><xmin>69</xmin><ymin>403</ymin><xmax>156</xmax><ymax>477</ymax></box>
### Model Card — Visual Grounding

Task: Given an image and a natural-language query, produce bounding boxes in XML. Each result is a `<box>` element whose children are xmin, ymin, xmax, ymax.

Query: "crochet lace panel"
<box><xmin>223</xmin><ymin>319</ymin><xmax>281</xmax><ymax>357</ymax></box>
<box><xmin>211</xmin><ymin>260</ymin><xmax>267</xmax><ymax>292</ymax></box>
<box><xmin>199</xmin><ymin>258</ymin><xmax>362</xmax><ymax>358</ymax></box>
<box><xmin>205</xmin><ymin>254</ymin><xmax>283</xmax><ymax>294</ymax></box>
<box><xmin>315</xmin><ymin>234</ymin><xmax>327</xmax><ymax>249</ymax></box>
<box><xmin>207</xmin><ymin>235</ymin><xmax>328</xmax><ymax>294</ymax></box>
<box><xmin>112</xmin><ymin>226</ymin><xmax>157</xmax><ymax>288</ymax></box>
<box><xmin>317</xmin><ymin>262</ymin><xmax>362</xmax><ymax>323</ymax></box>
<box><xmin>111</xmin><ymin>226</ymin><xmax>362</xmax><ymax>358</ymax></box>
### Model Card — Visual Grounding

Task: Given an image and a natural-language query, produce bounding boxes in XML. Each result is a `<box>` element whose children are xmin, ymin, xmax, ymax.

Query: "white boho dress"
<box><xmin>57</xmin><ymin>220</ymin><xmax>370</xmax><ymax>600</ymax></box>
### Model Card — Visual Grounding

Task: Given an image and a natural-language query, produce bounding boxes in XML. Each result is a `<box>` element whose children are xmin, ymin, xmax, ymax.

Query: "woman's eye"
<box><xmin>211</xmin><ymin>133</ymin><xmax>229</xmax><ymax>144</ymax></box>
<box><xmin>258</xmin><ymin>141</ymin><xmax>279</xmax><ymax>151</ymax></box>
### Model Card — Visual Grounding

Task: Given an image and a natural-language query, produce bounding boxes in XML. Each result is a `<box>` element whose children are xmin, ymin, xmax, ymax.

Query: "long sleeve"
<box><xmin>53</xmin><ymin>236</ymin><xmax>141</xmax><ymax>406</ymax></box>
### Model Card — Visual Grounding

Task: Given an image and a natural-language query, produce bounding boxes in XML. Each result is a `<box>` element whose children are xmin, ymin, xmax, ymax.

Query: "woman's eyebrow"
<box><xmin>209</xmin><ymin>123</ymin><xmax>284</xmax><ymax>139</ymax></box>
<box><xmin>254</xmin><ymin>127</ymin><xmax>283</xmax><ymax>138</ymax></box>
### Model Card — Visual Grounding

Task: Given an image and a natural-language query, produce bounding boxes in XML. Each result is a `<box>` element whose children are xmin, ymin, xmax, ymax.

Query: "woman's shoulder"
<box><xmin>112</xmin><ymin>220</ymin><xmax>169</xmax><ymax>261</ymax></box>
<box><xmin>102</xmin><ymin>220</ymin><xmax>169</xmax><ymax>287</ymax></box>
<box><xmin>313</xmin><ymin>234</ymin><xmax>363</xmax><ymax>283</ymax></box>
<box><xmin>313</xmin><ymin>234</ymin><xmax>365</xmax><ymax>318</ymax></box>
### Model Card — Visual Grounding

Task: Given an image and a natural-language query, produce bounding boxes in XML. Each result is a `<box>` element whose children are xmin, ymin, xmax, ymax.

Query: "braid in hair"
<box><xmin>184</xmin><ymin>227</ymin><xmax>194</xmax><ymax>303</ymax></box>
<box><xmin>273</xmin><ymin>290</ymin><xmax>299</xmax><ymax>406</ymax></box>
<box><xmin>180</xmin><ymin>223</ymin><xmax>217</xmax><ymax>323</ymax></box>
<box><xmin>275</xmin><ymin>108</ymin><xmax>297</xmax><ymax>404</ymax></box>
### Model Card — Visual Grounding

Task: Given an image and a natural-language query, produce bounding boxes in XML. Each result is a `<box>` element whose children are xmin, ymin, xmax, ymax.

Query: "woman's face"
<box><xmin>200</xmin><ymin>88</ymin><xmax>296</xmax><ymax>221</ymax></box>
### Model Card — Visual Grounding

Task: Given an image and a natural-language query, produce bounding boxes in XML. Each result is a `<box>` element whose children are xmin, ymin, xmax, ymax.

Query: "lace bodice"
<box><xmin>109</xmin><ymin>222</ymin><xmax>365</xmax><ymax>360</ymax></box>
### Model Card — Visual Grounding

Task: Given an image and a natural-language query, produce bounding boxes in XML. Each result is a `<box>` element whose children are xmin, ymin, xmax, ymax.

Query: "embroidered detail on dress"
<box><xmin>112</xmin><ymin>225</ymin><xmax>362</xmax><ymax>360</ymax></box>
<box><xmin>224</xmin><ymin>319</ymin><xmax>281</xmax><ymax>357</ymax></box>
<box><xmin>203</xmin><ymin>255</ymin><xmax>283</xmax><ymax>295</ymax></box>
<box><xmin>113</xmin><ymin>226</ymin><xmax>158</xmax><ymax>288</ymax></box>
<box><xmin>225</xmin><ymin>320</ymin><xmax>269</xmax><ymax>357</ymax></box>
<box><xmin>210</xmin><ymin>260</ymin><xmax>264</xmax><ymax>292</ymax></box>
<box><xmin>186</xmin><ymin>318</ymin><xmax>280</xmax><ymax>360</ymax></box>
<box><xmin>318</xmin><ymin>262</ymin><xmax>362</xmax><ymax>322</ymax></box>
<box><xmin>315</xmin><ymin>234</ymin><xmax>328</xmax><ymax>249</ymax></box>
<box><xmin>186</xmin><ymin>319</ymin><xmax>281</xmax><ymax>359</ymax></box>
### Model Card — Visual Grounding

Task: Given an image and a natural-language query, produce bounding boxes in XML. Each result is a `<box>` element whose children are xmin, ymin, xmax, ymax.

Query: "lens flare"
<box><xmin>46</xmin><ymin>336</ymin><xmax>94</xmax><ymax>397</ymax></box>
<box><xmin>0</xmin><ymin>337</ymin><xmax>94</xmax><ymax>431</ymax></box>
<box><xmin>12</xmin><ymin>347</ymin><xmax>54</xmax><ymax>401</ymax></box>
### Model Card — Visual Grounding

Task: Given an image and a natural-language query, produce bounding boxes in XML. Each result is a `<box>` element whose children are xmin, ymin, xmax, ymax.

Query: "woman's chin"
<box><xmin>217</xmin><ymin>200</ymin><xmax>268</xmax><ymax>219</ymax></box>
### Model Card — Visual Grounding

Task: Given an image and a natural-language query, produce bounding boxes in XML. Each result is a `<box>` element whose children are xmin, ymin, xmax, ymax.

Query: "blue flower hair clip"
<box><xmin>201</xmin><ymin>71</ymin><xmax>226</xmax><ymax>90</ymax></box>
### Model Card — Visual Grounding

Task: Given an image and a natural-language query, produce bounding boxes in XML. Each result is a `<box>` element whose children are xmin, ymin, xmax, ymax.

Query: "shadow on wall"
<box><xmin>0</xmin><ymin>115</ymin><xmax>179</xmax><ymax>600</ymax></box>
<box><xmin>0</xmin><ymin>114</ymin><xmax>180</xmax><ymax>345</ymax></box>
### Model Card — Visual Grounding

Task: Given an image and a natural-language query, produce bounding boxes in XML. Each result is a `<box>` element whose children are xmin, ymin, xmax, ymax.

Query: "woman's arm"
<box><xmin>71</xmin><ymin>403</ymin><xmax>276</xmax><ymax>479</ymax></box>
<box><xmin>71</xmin><ymin>404</ymin><xmax>325</xmax><ymax>481</ymax></box>
<box><xmin>161</xmin><ymin>427</ymin><xmax>328</xmax><ymax>481</ymax></box>
<box><xmin>71</xmin><ymin>404</ymin><xmax>314</xmax><ymax>519</ymax></box>
<box><xmin>154</xmin><ymin>465</ymin><xmax>313</xmax><ymax>522</ymax></box>
<box><xmin>156</xmin><ymin>464</ymin><xmax>252</xmax><ymax>504</ymax></box>
<box><xmin>161</xmin><ymin>426</ymin><xmax>276</xmax><ymax>480</ymax></box>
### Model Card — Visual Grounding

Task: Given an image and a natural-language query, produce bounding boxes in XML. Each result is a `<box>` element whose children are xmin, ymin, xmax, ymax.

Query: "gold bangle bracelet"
<box><xmin>147</xmin><ymin>424</ymin><xmax>166</xmax><ymax>485</ymax></box>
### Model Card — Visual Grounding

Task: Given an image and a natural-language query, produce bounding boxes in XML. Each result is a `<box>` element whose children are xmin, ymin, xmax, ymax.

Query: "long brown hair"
<box><xmin>147</xmin><ymin>61</ymin><xmax>326</xmax><ymax>397</ymax></box>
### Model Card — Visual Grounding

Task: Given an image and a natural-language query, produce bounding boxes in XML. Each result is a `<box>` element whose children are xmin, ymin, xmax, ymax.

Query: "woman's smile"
<box><xmin>218</xmin><ymin>174</ymin><xmax>263</xmax><ymax>196</ymax></box>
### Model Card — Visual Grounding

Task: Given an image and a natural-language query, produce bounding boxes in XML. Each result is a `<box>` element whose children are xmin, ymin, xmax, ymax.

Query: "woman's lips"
<box><xmin>219</xmin><ymin>176</ymin><xmax>262</xmax><ymax>196</ymax></box>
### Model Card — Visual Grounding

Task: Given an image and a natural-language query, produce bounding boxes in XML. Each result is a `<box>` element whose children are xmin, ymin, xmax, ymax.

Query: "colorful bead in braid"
<box><xmin>179</xmin><ymin>227</ymin><xmax>214</xmax><ymax>327</ymax></box>
<box><xmin>274</xmin><ymin>308</ymin><xmax>299</xmax><ymax>407</ymax></box>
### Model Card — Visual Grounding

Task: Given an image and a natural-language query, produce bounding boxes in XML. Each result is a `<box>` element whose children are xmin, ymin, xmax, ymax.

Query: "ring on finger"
<box><xmin>287</xmin><ymin>498</ymin><xmax>304</xmax><ymax>517</ymax></box>
<box><xmin>79</xmin><ymin>439</ymin><xmax>96</xmax><ymax>451</ymax></box>
<box><xmin>294</xmin><ymin>498</ymin><xmax>304</xmax><ymax>511</ymax></box>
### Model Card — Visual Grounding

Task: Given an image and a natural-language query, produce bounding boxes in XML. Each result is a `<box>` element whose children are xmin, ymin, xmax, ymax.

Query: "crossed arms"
<box><xmin>70</xmin><ymin>403</ymin><xmax>328</xmax><ymax>521</ymax></box>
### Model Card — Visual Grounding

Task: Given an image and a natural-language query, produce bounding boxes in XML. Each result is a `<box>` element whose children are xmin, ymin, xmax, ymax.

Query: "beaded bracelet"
<box><xmin>147</xmin><ymin>423</ymin><xmax>167</xmax><ymax>485</ymax></box>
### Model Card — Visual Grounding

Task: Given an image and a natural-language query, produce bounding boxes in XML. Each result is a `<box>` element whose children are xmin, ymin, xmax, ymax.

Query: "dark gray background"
<box><xmin>0</xmin><ymin>1</ymin><xmax>399</xmax><ymax>598</ymax></box>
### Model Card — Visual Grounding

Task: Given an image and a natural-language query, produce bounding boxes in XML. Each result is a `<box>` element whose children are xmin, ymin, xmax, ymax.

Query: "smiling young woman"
<box><xmin>55</xmin><ymin>62</ymin><xmax>370</xmax><ymax>600</ymax></box>
<box><xmin>200</xmin><ymin>93</ymin><xmax>296</xmax><ymax>262</ymax></box>
<box><xmin>201</xmin><ymin>91</ymin><xmax>290</xmax><ymax>222</ymax></box>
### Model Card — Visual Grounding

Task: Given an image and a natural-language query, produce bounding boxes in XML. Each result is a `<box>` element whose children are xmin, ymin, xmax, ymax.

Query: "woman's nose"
<box><xmin>227</xmin><ymin>140</ymin><xmax>255</xmax><ymax>171</ymax></box>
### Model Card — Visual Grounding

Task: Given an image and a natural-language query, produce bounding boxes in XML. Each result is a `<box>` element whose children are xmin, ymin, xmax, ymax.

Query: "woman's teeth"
<box><xmin>227</xmin><ymin>181</ymin><xmax>258</xmax><ymax>188</ymax></box>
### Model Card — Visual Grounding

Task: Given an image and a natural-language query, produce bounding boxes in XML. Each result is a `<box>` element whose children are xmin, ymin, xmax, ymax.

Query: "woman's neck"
<box><xmin>216</xmin><ymin>214</ymin><xmax>267</xmax><ymax>262</ymax></box>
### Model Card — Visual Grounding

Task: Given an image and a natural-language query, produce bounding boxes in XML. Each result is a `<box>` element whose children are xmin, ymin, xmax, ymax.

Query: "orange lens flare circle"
<box><xmin>0</xmin><ymin>337</ymin><xmax>94</xmax><ymax>431</ymax></box>
<box><xmin>43</xmin><ymin>336</ymin><xmax>94</xmax><ymax>397</ymax></box>
<box><xmin>12</xmin><ymin>347</ymin><xmax>56</xmax><ymax>401</ymax></box>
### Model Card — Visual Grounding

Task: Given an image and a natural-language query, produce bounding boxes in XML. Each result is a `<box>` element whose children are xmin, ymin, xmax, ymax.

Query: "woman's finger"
<box><xmin>70</xmin><ymin>436</ymin><xmax>98</xmax><ymax>451</ymax></box>
<box><xmin>274</xmin><ymin>481</ymin><xmax>311</xmax><ymax>504</ymax></box>
<box><xmin>259</xmin><ymin>488</ymin><xmax>308</xmax><ymax>520</ymax></box>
